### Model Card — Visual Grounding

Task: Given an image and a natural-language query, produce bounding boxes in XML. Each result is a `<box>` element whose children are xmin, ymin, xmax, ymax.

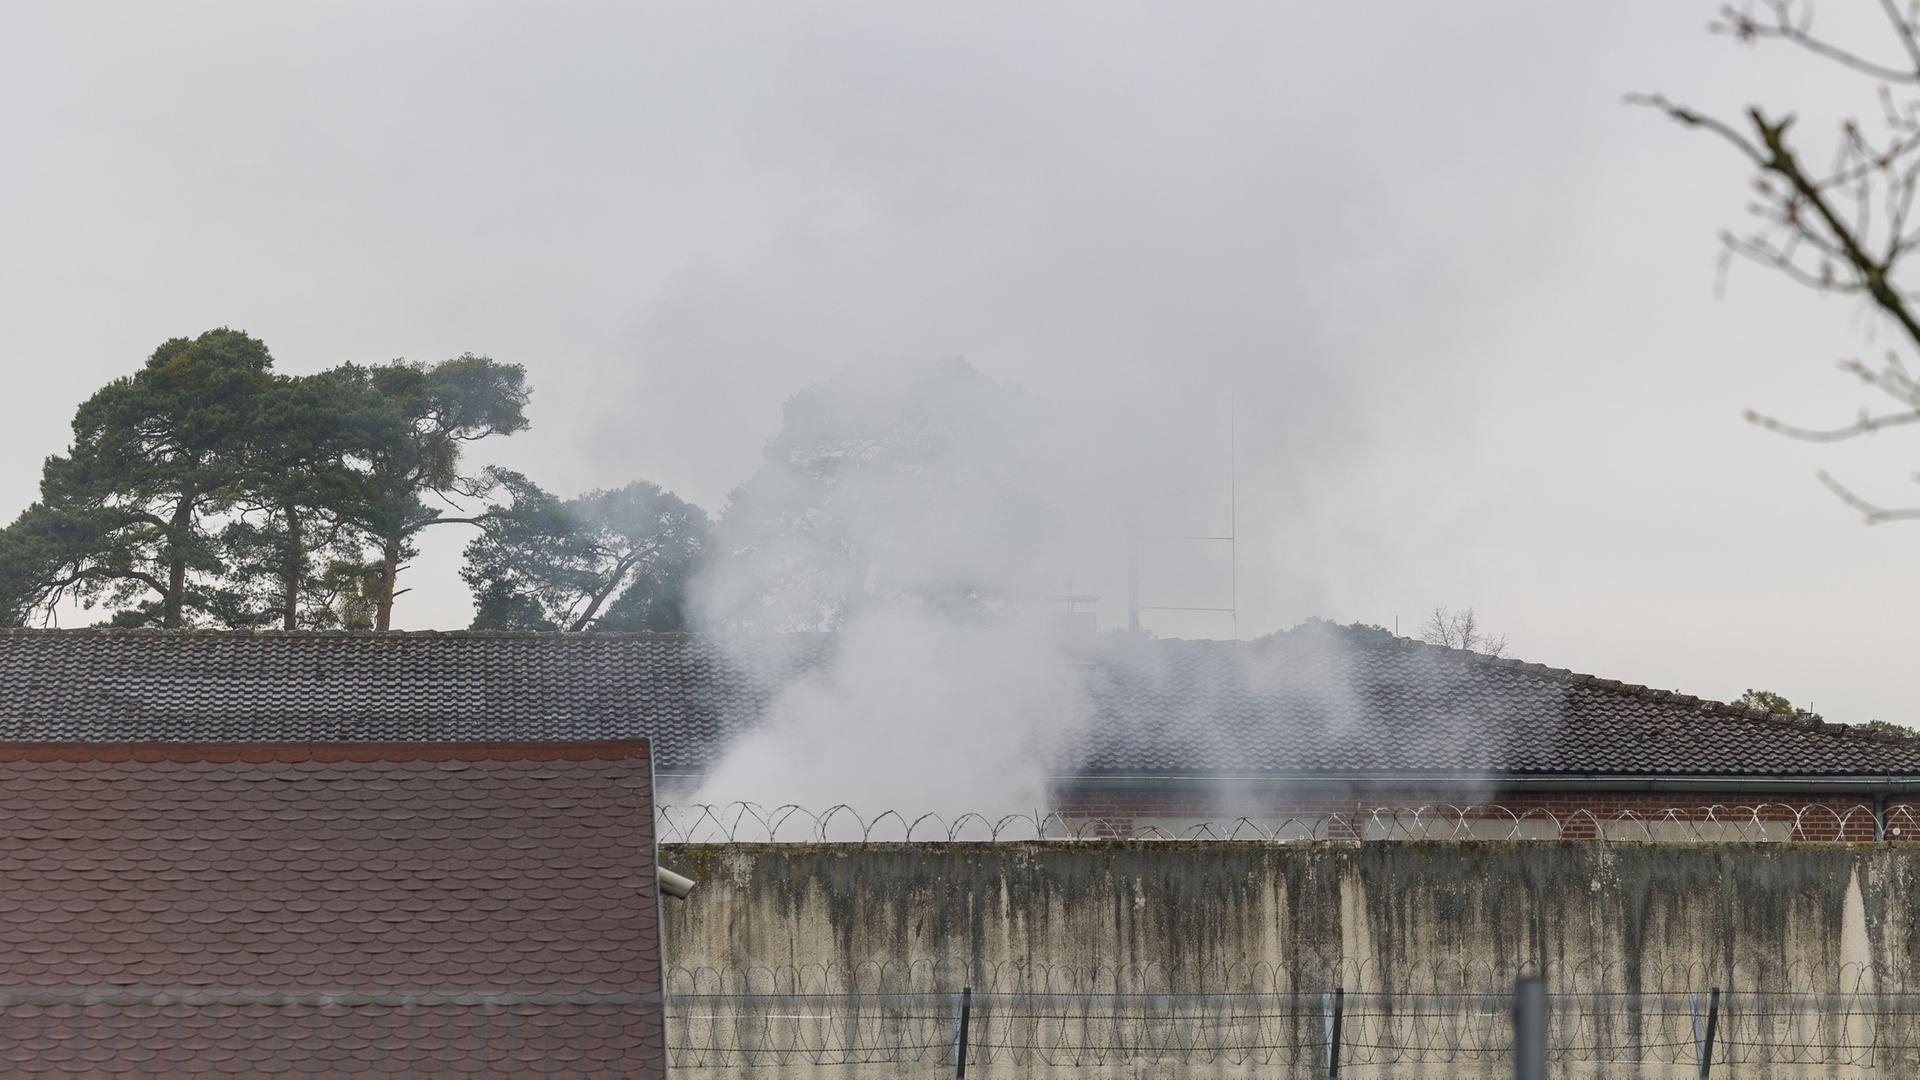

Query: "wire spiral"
<box><xmin>662</xmin><ymin>960</ymin><xmax>1920</xmax><ymax>1071</ymax></box>
<box><xmin>658</xmin><ymin>800</ymin><xmax>1910</xmax><ymax>843</ymax></box>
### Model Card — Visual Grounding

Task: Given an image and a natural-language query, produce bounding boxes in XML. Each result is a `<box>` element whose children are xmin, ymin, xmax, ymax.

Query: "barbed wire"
<box><xmin>0</xmin><ymin>977</ymin><xmax>1909</xmax><ymax>1072</ymax></box>
<box><xmin>661</xmin><ymin>979</ymin><xmax>1920</xmax><ymax>1070</ymax></box>
<box><xmin>657</xmin><ymin>800</ymin><xmax>1914</xmax><ymax>843</ymax></box>
<box><xmin>662</xmin><ymin>957</ymin><xmax>1891</xmax><ymax>997</ymax></box>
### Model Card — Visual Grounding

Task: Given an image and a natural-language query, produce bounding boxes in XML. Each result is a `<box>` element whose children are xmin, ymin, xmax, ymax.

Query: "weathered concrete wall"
<box><xmin>659</xmin><ymin>841</ymin><xmax>1920</xmax><ymax>1079</ymax></box>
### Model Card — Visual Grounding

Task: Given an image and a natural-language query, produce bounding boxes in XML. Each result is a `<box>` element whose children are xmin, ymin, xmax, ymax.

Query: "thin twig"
<box><xmin>1817</xmin><ymin>470</ymin><xmax>1920</xmax><ymax>522</ymax></box>
<box><xmin>1746</xmin><ymin>407</ymin><xmax>1920</xmax><ymax>441</ymax></box>
<box><xmin>1715</xmin><ymin>0</ymin><xmax>1920</xmax><ymax>83</ymax></box>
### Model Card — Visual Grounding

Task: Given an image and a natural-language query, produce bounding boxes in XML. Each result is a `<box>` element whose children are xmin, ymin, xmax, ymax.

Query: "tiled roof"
<box><xmin>1076</xmin><ymin>633</ymin><xmax>1920</xmax><ymax>778</ymax></box>
<box><xmin>0</xmin><ymin>627</ymin><xmax>1913</xmax><ymax>779</ymax></box>
<box><xmin>0</xmin><ymin>630</ymin><xmax>774</xmax><ymax>769</ymax></box>
<box><xmin>0</xmin><ymin>740</ymin><xmax>665</xmax><ymax>1078</ymax></box>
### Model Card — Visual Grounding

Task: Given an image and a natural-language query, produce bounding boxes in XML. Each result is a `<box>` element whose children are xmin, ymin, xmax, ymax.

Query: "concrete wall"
<box><xmin>1049</xmin><ymin>788</ymin><xmax>1901</xmax><ymax>841</ymax></box>
<box><xmin>659</xmin><ymin>840</ymin><xmax>1920</xmax><ymax>1079</ymax></box>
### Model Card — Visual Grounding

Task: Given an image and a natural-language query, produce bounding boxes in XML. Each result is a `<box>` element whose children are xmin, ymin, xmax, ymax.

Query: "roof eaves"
<box><xmin>1053</xmin><ymin>770</ymin><xmax>1920</xmax><ymax>792</ymax></box>
<box><xmin>0</xmin><ymin>739</ymin><xmax>655</xmax><ymax>764</ymax></box>
<box><xmin>0</xmin><ymin>627</ymin><xmax>699</xmax><ymax>641</ymax></box>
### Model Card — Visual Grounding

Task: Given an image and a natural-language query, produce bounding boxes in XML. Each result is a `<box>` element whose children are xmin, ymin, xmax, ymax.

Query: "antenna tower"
<box><xmin>1126</xmin><ymin>401</ymin><xmax>1238</xmax><ymax>639</ymax></box>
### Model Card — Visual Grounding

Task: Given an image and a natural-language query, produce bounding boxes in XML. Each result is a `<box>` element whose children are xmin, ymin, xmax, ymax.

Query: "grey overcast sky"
<box><xmin>1</xmin><ymin>3</ymin><xmax>1913</xmax><ymax>722</ymax></box>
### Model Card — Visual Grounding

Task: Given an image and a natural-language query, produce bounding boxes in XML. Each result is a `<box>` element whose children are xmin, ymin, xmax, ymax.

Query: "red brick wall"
<box><xmin>1049</xmin><ymin>786</ymin><xmax>1913</xmax><ymax>842</ymax></box>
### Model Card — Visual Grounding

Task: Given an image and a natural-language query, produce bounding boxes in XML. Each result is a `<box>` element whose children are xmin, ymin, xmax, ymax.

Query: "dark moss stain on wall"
<box><xmin>662</xmin><ymin>841</ymin><xmax>1905</xmax><ymax>998</ymax></box>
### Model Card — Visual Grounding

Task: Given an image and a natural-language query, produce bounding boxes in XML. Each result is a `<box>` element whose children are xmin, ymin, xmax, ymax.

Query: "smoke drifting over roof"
<box><xmin>7</xmin><ymin>3</ymin><xmax>1918</xmax><ymax>726</ymax></box>
<box><xmin>686</xmin><ymin>358</ymin><xmax>1094</xmax><ymax>811</ymax></box>
<box><xmin>684</xmin><ymin>362</ymin><xmax>1469</xmax><ymax>811</ymax></box>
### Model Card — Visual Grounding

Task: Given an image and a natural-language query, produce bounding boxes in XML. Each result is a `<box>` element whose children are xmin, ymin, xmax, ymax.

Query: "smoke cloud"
<box><xmin>690</xmin><ymin>605</ymin><xmax>1089</xmax><ymax>814</ymax></box>
<box><xmin>18</xmin><ymin>3</ymin><xmax>1913</xmax><ymax>729</ymax></box>
<box><xmin>678</xmin><ymin>358</ymin><xmax>1492</xmax><ymax>821</ymax></box>
<box><xmin>686</xmin><ymin>358</ymin><xmax>1096</xmax><ymax>814</ymax></box>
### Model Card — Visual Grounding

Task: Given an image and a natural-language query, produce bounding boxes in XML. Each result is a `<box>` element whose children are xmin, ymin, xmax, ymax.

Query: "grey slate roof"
<box><xmin>1076</xmin><ymin>634</ymin><xmax>1920</xmax><ymax>778</ymax></box>
<box><xmin>0</xmin><ymin>630</ymin><xmax>777</xmax><ymax>770</ymax></box>
<box><xmin>0</xmin><ymin>627</ymin><xmax>1914</xmax><ymax>779</ymax></box>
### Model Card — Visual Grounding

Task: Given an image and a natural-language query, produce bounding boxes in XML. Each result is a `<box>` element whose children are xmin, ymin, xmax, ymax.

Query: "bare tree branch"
<box><xmin>1712</xmin><ymin>0</ymin><xmax>1920</xmax><ymax>84</ymax></box>
<box><xmin>1643</xmin><ymin>4</ymin><xmax>1920</xmax><ymax>524</ymax></box>
<box><xmin>1817</xmin><ymin>469</ymin><xmax>1920</xmax><ymax>522</ymax></box>
<box><xmin>1745</xmin><ymin>405</ymin><xmax>1920</xmax><ymax>441</ymax></box>
<box><xmin>1421</xmin><ymin>606</ymin><xmax>1508</xmax><ymax>658</ymax></box>
<box><xmin>1628</xmin><ymin>94</ymin><xmax>1768</xmax><ymax>164</ymax></box>
<box><xmin>1880</xmin><ymin>0</ymin><xmax>1920</xmax><ymax>74</ymax></box>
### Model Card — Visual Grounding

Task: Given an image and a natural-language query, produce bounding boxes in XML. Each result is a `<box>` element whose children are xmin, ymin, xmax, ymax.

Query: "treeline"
<box><xmin>0</xmin><ymin>328</ymin><xmax>706</xmax><ymax>631</ymax></box>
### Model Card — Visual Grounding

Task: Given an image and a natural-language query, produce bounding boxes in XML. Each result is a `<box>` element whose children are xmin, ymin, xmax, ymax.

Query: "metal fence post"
<box><xmin>1692</xmin><ymin>987</ymin><xmax>1721</xmax><ymax>1080</ymax></box>
<box><xmin>953</xmin><ymin>986</ymin><xmax>972</xmax><ymax>1079</ymax></box>
<box><xmin>1513</xmin><ymin>977</ymin><xmax>1547</xmax><ymax>1080</ymax></box>
<box><xmin>1322</xmin><ymin>987</ymin><xmax>1344</xmax><ymax>1079</ymax></box>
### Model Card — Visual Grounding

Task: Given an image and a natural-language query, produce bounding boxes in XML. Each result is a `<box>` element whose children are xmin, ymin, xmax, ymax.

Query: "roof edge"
<box><xmin>0</xmin><ymin>627</ymin><xmax>699</xmax><ymax>641</ymax></box>
<box><xmin>0</xmin><ymin>740</ymin><xmax>654</xmax><ymax>764</ymax></box>
<box><xmin>1053</xmin><ymin>771</ymin><xmax>1920</xmax><ymax>793</ymax></box>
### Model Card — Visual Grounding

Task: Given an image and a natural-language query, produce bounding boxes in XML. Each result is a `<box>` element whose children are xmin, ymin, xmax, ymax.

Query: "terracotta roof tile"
<box><xmin>0</xmin><ymin>740</ymin><xmax>665</xmax><ymax>1078</ymax></box>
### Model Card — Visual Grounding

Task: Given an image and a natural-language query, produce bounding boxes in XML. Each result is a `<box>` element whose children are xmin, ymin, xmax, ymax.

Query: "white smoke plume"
<box><xmin>687</xmin><ymin>359</ymin><xmax>1094</xmax><ymax>815</ymax></box>
<box><xmin>691</xmin><ymin>604</ymin><xmax>1089</xmax><ymax>814</ymax></box>
<box><xmin>679</xmin><ymin>358</ymin><xmax>1491</xmax><ymax>823</ymax></box>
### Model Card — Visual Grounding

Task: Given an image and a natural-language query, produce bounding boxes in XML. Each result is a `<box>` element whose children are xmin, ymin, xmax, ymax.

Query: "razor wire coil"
<box><xmin>657</xmin><ymin>800</ymin><xmax>1915</xmax><ymax>843</ymax></box>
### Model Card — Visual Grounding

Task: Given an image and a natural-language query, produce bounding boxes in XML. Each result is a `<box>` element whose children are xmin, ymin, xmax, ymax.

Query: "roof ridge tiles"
<box><xmin>0</xmin><ymin>740</ymin><xmax>653</xmax><ymax>764</ymax></box>
<box><xmin>0</xmin><ymin>627</ymin><xmax>698</xmax><ymax>641</ymax></box>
